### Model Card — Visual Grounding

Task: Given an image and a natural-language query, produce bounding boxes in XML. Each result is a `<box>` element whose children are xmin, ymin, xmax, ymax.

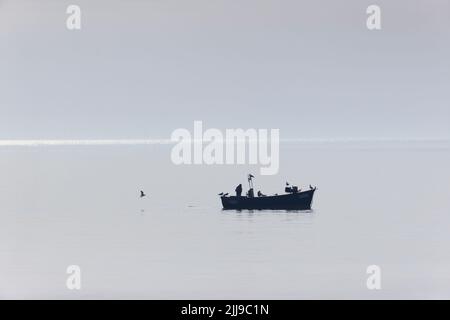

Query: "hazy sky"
<box><xmin>1</xmin><ymin>0</ymin><xmax>449</xmax><ymax>140</ymax></box>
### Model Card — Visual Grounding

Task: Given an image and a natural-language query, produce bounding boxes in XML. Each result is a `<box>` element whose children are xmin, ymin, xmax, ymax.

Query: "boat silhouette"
<box><xmin>220</xmin><ymin>175</ymin><xmax>316</xmax><ymax>210</ymax></box>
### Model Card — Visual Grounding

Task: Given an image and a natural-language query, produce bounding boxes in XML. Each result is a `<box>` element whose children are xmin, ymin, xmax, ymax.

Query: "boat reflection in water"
<box><xmin>220</xmin><ymin>174</ymin><xmax>316</xmax><ymax>210</ymax></box>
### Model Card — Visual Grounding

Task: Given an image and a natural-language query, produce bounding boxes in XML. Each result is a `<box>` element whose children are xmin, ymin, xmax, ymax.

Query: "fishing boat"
<box><xmin>220</xmin><ymin>175</ymin><xmax>316</xmax><ymax>210</ymax></box>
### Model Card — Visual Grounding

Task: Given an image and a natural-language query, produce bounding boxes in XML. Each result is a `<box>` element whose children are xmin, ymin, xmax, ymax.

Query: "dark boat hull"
<box><xmin>221</xmin><ymin>189</ymin><xmax>315</xmax><ymax>210</ymax></box>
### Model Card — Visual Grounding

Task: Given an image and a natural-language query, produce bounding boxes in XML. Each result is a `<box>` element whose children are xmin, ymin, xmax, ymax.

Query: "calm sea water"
<box><xmin>1</xmin><ymin>142</ymin><xmax>450</xmax><ymax>299</ymax></box>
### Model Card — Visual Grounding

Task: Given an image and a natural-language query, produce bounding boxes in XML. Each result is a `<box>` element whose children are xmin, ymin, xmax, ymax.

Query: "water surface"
<box><xmin>1</xmin><ymin>142</ymin><xmax>450</xmax><ymax>299</ymax></box>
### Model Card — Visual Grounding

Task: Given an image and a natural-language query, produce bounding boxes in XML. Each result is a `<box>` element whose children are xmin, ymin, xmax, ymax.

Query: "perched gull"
<box><xmin>140</xmin><ymin>190</ymin><xmax>146</xmax><ymax>198</ymax></box>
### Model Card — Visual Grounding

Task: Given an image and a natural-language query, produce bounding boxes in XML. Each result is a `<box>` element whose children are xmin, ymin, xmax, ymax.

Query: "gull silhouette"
<box><xmin>140</xmin><ymin>190</ymin><xmax>146</xmax><ymax>198</ymax></box>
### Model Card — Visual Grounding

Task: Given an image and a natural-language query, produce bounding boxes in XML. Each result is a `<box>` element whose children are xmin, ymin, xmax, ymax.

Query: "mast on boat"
<box><xmin>247</xmin><ymin>174</ymin><xmax>255</xmax><ymax>197</ymax></box>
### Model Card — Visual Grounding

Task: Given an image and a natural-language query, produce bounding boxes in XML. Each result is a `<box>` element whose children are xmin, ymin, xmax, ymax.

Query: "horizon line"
<box><xmin>1</xmin><ymin>137</ymin><xmax>450</xmax><ymax>146</ymax></box>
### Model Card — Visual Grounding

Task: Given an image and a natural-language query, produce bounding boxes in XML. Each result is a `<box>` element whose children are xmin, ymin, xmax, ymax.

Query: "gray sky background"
<box><xmin>1</xmin><ymin>0</ymin><xmax>449</xmax><ymax>140</ymax></box>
